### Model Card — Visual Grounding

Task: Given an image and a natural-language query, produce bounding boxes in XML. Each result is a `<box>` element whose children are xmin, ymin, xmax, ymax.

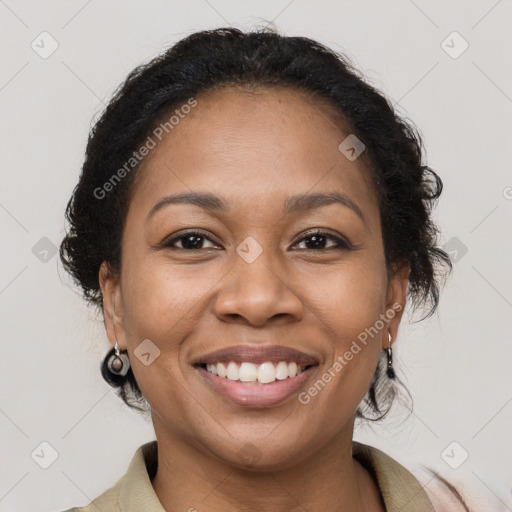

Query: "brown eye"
<box><xmin>163</xmin><ymin>230</ymin><xmax>221</xmax><ymax>250</ymax></box>
<box><xmin>292</xmin><ymin>229</ymin><xmax>351</xmax><ymax>251</ymax></box>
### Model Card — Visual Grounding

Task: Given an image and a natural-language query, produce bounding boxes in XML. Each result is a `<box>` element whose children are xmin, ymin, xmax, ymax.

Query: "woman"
<box><xmin>60</xmin><ymin>27</ymin><xmax>473</xmax><ymax>511</ymax></box>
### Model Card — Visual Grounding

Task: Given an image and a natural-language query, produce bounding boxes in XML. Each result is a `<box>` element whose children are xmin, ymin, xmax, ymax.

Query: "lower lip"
<box><xmin>196</xmin><ymin>365</ymin><xmax>317</xmax><ymax>408</ymax></box>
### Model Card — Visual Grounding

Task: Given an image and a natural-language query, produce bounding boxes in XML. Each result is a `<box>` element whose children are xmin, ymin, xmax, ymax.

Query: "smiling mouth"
<box><xmin>196</xmin><ymin>361</ymin><xmax>318</xmax><ymax>385</ymax></box>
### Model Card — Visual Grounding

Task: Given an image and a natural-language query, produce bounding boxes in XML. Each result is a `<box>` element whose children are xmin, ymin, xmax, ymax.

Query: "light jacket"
<box><xmin>62</xmin><ymin>440</ymin><xmax>464</xmax><ymax>511</ymax></box>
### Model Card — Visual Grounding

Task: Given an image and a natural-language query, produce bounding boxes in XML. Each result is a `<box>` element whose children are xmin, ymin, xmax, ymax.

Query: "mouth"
<box><xmin>196</xmin><ymin>360</ymin><xmax>317</xmax><ymax>385</ymax></box>
<box><xmin>191</xmin><ymin>345</ymin><xmax>320</xmax><ymax>407</ymax></box>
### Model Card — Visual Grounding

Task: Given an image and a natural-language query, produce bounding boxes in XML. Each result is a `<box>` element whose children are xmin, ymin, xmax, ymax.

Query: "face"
<box><xmin>100</xmin><ymin>86</ymin><xmax>409</xmax><ymax>469</ymax></box>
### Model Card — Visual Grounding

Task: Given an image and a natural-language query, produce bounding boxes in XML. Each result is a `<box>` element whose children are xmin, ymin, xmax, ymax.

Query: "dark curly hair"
<box><xmin>59</xmin><ymin>26</ymin><xmax>452</xmax><ymax>421</ymax></box>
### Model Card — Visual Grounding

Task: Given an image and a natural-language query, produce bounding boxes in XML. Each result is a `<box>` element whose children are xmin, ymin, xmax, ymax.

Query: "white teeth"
<box><xmin>206</xmin><ymin>363</ymin><xmax>218</xmax><ymax>375</ymax></box>
<box><xmin>239</xmin><ymin>362</ymin><xmax>258</xmax><ymax>382</ymax></box>
<box><xmin>226</xmin><ymin>362</ymin><xmax>239</xmax><ymax>380</ymax></box>
<box><xmin>258</xmin><ymin>362</ymin><xmax>276</xmax><ymax>384</ymax></box>
<box><xmin>275</xmin><ymin>361</ymin><xmax>289</xmax><ymax>380</ymax></box>
<box><xmin>204</xmin><ymin>360</ymin><xmax>310</xmax><ymax>383</ymax></box>
<box><xmin>217</xmin><ymin>362</ymin><xmax>227</xmax><ymax>378</ymax></box>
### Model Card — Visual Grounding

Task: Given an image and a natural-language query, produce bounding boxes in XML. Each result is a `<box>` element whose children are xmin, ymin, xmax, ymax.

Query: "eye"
<box><xmin>160</xmin><ymin>228</ymin><xmax>351</xmax><ymax>251</ymax></box>
<box><xmin>292</xmin><ymin>229</ymin><xmax>351</xmax><ymax>251</ymax></box>
<box><xmin>162</xmin><ymin>230</ymin><xmax>222</xmax><ymax>250</ymax></box>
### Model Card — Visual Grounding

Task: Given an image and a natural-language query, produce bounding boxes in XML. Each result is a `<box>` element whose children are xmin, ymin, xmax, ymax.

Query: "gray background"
<box><xmin>0</xmin><ymin>1</ymin><xmax>511</xmax><ymax>511</ymax></box>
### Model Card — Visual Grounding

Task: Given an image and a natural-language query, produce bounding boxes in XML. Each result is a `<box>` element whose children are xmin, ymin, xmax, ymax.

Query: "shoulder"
<box><xmin>352</xmin><ymin>441</ymin><xmax>436</xmax><ymax>511</ymax></box>
<box><xmin>418</xmin><ymin>467</ymin><xmax>507</xmax><ymax>512</ymax></box>
<box><xmin>58</xmin><ymin>441</ymin><xmax>158</xmax><ymax>512</ymax></box>
<box><xmin>421</xmin><ymin>475</ymin><xmax>471</xmax><ymax>512</ymax></box>
<box><xmin>352</xmin><ymin>441</ymin><xmax>490</xmax><ymax>512</ymax></box>
<box><xmin>59</xmin><ymin>441</ymin><xmax>158</xmax><ymax>512</ymax></box>
<box><xmin>60</xmin><ymin>482</ymin><xmax>121</xmax><ymax>512</ymax></box>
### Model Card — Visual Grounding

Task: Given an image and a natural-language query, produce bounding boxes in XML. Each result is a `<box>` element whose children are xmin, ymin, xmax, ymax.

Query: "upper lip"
<box><xmin>192</xmin><ymin>344</ymin><xmax>319</xmax><ymax>367</ymax></box>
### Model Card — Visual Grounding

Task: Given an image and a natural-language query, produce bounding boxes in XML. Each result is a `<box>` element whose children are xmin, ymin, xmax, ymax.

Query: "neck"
<box><xmin>150</xmin><ymin>415</ymin><xmax>384</xmax><ymax>512</ymax></box>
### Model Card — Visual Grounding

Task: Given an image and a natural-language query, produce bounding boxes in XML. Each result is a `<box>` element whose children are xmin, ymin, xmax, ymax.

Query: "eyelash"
<box><xmin>162</xmin><ymin>228</ymin><xmax>351</xmax><ymax>251</ymax></box>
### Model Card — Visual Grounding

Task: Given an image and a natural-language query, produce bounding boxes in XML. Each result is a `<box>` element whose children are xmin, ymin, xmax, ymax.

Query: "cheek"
<box><xmin>301</xmin><ymin>250</ymin><xmax>388</xmax><ymax>335</ymax></box>
<box><xmin>118</xmin><ymin>258</ymin><xmax>207</xmax><ymax>413</ymax></box>
<box><xmin>119</xmin><ymin>247</ymin><xmax>232</xmax><ymax>405</ymax></box>
<box><xmin>288</xmin><ymin>258</ymin><xmax>388</xmax><ymax>441</ymax></box>
<box><xmin>301</xmin><ymin>254</ymin><xmax>387</xmax><ymax>382</ymax></box>
<box><xmin>121</xmin><ymin>257</ymin><xmax>214</xmax><ymax>346</ymax></box>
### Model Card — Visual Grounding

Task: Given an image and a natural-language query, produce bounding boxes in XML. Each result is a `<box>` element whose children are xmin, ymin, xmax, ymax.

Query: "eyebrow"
<box><xmin>146</xmin><ymin>191</ymin><xmax>366</xmax><ymax>224</ymax></box>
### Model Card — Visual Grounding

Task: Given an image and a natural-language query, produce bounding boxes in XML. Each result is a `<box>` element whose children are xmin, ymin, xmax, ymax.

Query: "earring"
<box><xmin>385</xmin><ymin>333</ymin><xmax>395</xmax><ymax>379</ymax></box>
<box><xmin>107</xmin><ymin>340</ymin><xmax>130</xmax><ymax>377</ymax></box>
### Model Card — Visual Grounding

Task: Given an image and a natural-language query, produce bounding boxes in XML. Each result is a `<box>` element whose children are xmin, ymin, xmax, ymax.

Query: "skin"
<box><xmin>100</xmin><ymin>86</ymin><xmax>410</xmax><ymax>512</ymax></box>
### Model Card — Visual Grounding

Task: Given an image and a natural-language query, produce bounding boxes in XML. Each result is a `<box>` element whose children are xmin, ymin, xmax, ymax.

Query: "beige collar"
<box><xmin>76</xmin><ymin>440</ymin><xmax>436</xmax><ymax>511</ymax></box>
<box><xmin>352</xmin><ymin>440</ymin><xmax>435</xmax><ymax>511</ymax></box>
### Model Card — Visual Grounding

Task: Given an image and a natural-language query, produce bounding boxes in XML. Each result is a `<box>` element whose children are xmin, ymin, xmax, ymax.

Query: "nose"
<box><xmin>213</xmin><ymin>251</ymin><xmax>304</xmax><ymax>327</ymax></box>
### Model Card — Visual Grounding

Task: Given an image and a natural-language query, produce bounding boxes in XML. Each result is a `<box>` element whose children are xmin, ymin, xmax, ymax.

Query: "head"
<box><xmin>60</xmin><ymin>27</ymin><xmax>451</xmax><ymax>467</ymax></box>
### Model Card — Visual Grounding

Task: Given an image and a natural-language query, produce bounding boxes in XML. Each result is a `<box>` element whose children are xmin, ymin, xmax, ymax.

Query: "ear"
<box><xmin>383</xmin><ymin>262</ymin><xmax>410</xmax><ymax>349</ymax></box>
<box><xmin>99</xmin><ymin>261</ymin><xmax>127</xmax><ymax>351</ymax></box>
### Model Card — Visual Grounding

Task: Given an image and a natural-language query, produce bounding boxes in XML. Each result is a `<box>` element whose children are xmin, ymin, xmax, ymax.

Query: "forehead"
<box><xmin>130</xmin><ymin>86</ymin><xmax>379</xmax><ymax>223</ymax></box>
